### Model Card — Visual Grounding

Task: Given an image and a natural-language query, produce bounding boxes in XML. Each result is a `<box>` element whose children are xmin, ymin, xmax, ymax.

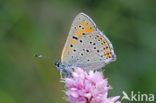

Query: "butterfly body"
<box><xmin>55</xmin><ymin>13</ymin><xmax>116</xmax><ymax>77</ymax></box>
<box><xmin>54</xmin><ymin>60</ymin><xmax>73</xmax><ymax>77</ymax></box>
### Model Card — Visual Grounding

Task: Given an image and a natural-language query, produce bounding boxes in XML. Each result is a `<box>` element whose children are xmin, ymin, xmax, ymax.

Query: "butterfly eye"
<box><xmin>54</xmin><ymin>61</ymin><xmax>60</xmax><ymax>68</ymax></box>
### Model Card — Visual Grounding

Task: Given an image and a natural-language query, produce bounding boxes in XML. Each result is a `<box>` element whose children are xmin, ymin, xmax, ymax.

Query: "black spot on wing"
<box><xmin>82</xmin><ymin>33</ymin><xmax>86</xmax><ymax>35</ymax></box>
<box><xmin>73</xmin><ymin>49</ymin><xmax>76</xmax><ymax>52</ymax></box>
<box><xmin>73</xmin><ymin>36</ymin><xmax>78</xmax><ymax>40</ymax></box>
<box><xmin>86</xmin><ymin>50</ymin><xmax>89</xmax><ymax>52</ymax></box>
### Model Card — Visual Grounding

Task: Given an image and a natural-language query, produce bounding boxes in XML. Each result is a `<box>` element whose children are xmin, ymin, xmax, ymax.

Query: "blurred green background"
<box><xmin>0</xmin><ymin>0</ymin><xmax>156</xmax><ymax>103</ymax></box>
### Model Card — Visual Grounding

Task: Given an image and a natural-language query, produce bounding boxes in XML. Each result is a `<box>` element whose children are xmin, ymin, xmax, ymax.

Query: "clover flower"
<box><xmin>63</xmin><ymin>68</ymin><xmax>121</xmax><ymax>103</ymax></box>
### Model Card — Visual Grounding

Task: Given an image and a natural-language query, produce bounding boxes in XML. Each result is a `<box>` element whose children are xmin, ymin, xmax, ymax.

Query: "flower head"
<box><xmin>64</xmin><ymin>68</ymin><xmax>121</xmax><ymax>103</ymax></box>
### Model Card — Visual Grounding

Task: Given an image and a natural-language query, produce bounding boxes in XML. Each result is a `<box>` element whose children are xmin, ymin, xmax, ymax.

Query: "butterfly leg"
<box><xmin>65</xmin><ymin>71</ymin><xmax>72</xmax><ymax>78</ymax></box>
<box><xmin>60</xmin><ymin>71</ymin><xmax>63</xmax><ymax>79</ymax></box>
<box><xmin>62</xmin><ymin>69</ymin><xmax>72</xmax><ymax>78</ymax></box>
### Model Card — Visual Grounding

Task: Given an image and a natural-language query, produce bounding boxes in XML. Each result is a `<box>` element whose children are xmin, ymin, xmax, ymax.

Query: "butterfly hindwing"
<box><xmin>66</xmin><ymin>31</ymin><xmax>116</xmax><ymax>71</ymax></box>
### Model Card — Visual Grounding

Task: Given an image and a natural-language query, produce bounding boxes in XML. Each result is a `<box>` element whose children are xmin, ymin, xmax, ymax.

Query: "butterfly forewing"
<box><xmin>61</xmin><ymin>13</ymin><xmax>97</xmax><ymax>64</ymax></box>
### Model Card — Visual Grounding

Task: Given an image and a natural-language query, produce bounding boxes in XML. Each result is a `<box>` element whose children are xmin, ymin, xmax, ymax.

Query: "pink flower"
<box><xmin>63</xmin><ymin>68</ymin><xmax>121</xmax><ymax>103</ymax></box>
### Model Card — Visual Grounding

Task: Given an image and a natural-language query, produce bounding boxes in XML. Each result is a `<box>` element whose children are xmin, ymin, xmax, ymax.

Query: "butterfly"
<box><xmin>55</xmin><ymin>13</ymin><xmax>116</xmax><ymax>77</ymax></box>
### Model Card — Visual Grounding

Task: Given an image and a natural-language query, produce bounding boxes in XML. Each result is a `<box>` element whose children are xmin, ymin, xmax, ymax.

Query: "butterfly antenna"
<box><xmin>34</xmin><ymin>54</ymin><xmax>52</xmax><ymax>60</ymax></box>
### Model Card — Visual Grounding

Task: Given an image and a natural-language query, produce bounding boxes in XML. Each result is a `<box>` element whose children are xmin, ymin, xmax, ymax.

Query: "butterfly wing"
<box><xmin>61</xmin><ymin>13</ymin><xmax>97</xmax><ymax>64</ymax></box>
<box><xmin>66</xmin><ymin>30</ymin><xmax>116</xmax><ymax>71</ymax></box>
<box><xmin>61</xmin><ymin>13</ymin><xmax>116</xmax><ymax>71</ymax></box>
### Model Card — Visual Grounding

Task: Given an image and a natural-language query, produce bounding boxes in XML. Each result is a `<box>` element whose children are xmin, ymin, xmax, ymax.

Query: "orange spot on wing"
<box><xmin>71</xmin><ymin>39</ymin><xmax>76</xmax><ymax>44</ymax></box>
<box><xmin>84</xmin><ymin>27</ymin><xmax>92</xmax><ymax>34</ymax></box>
<box><xmin>76</xmin><ymin>30</ymin><xmax>83</xmax><ymax>38</ymax></box>
<box><xmin>73</xmin><ymin>28</ymin><xmax>83</xmax><ymax>39</ymax></box>
<box><xmin>84</xmin><ymin>24</ymin><xmax>89</xmax><ymax>28</ymax></box>
<box><xmin>96</xmin><ymin>35</ymin><xmax>110</xmax><ymax>58</ymax></box>
<box><xmin>80</xmin><ymin>21</ymin><xmax>84</xmax><ymax>25</ymax></box>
